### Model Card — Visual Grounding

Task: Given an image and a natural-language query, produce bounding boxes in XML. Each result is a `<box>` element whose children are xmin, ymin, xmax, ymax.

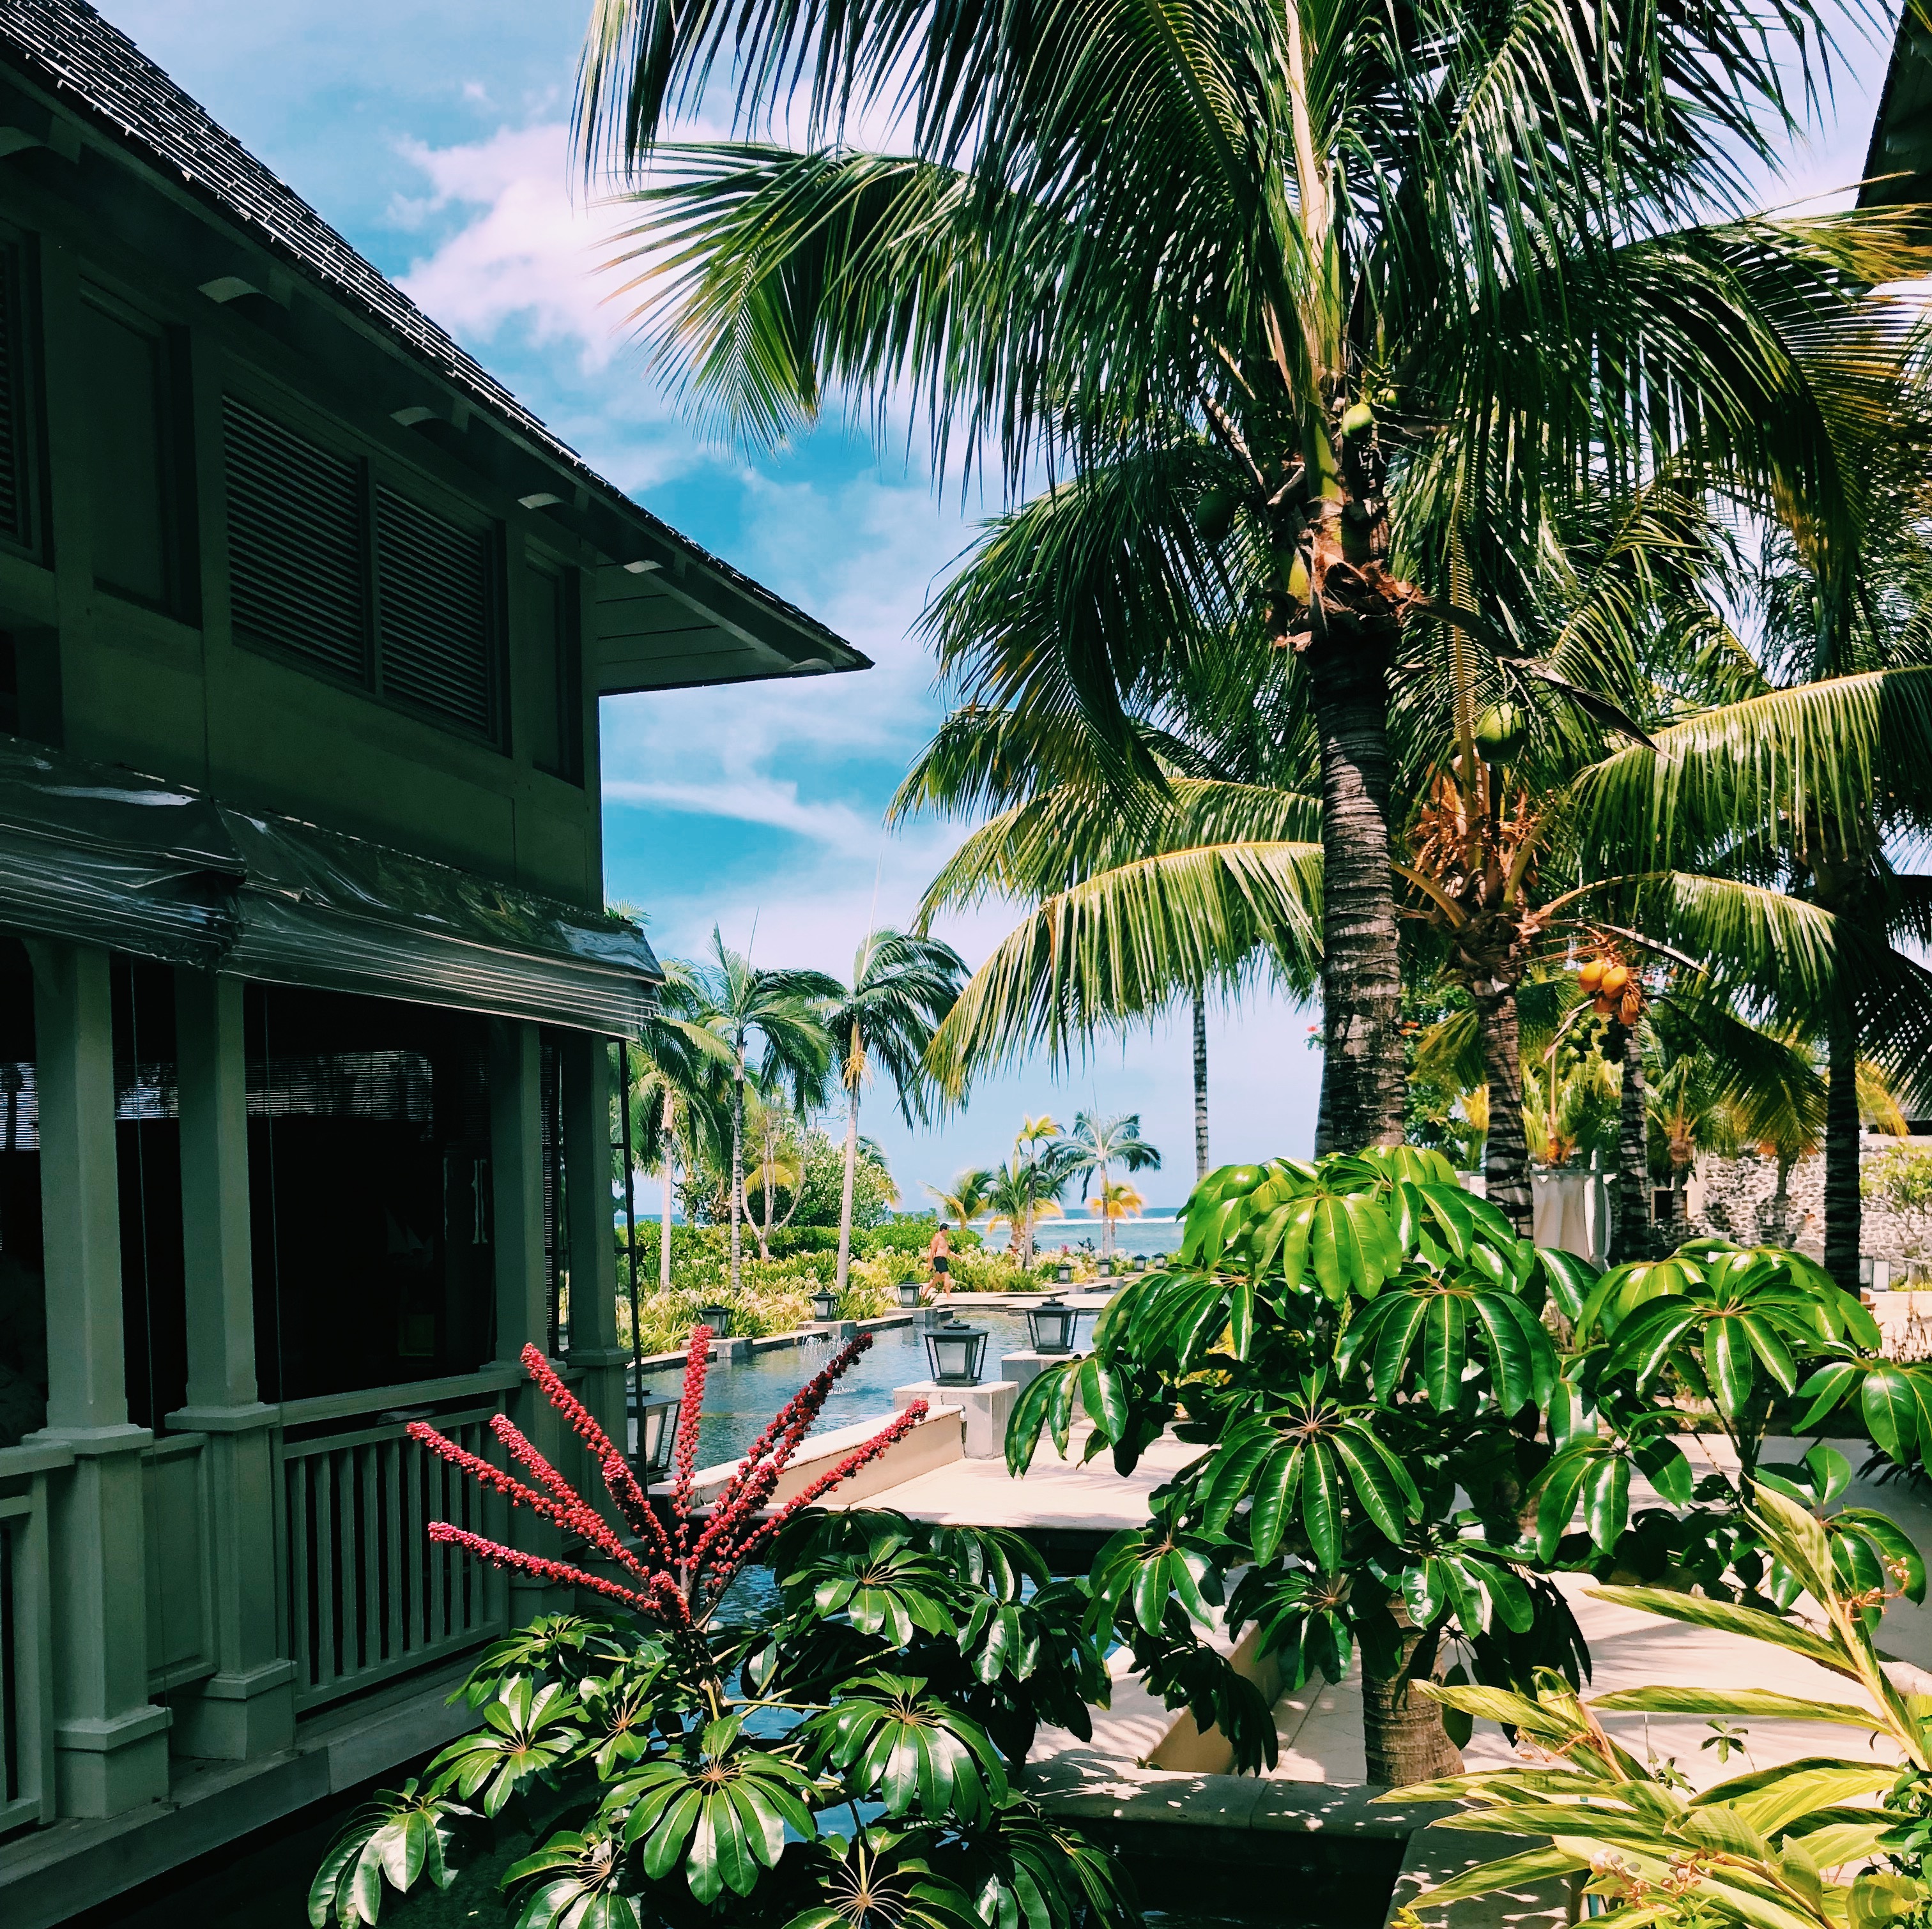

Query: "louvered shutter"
<box><xmin>374</xmin><ymin>487</ymin><xmax>495</xmax><ymax>736</ymax></box>
<box><xmin>0</xmin><ymin>243</ymin><xmax>31</xmax><ymax>552</ymax></box>
<box><xmin>223</xmin><ymin>396</ymin><xmax>368</xmax><ymax>680</ymax></box>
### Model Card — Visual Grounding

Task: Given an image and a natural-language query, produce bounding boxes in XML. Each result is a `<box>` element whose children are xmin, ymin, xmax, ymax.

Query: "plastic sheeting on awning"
<box><xmin>0</xmin><ymin>738</ymin><xmax>661</xmax><ymax>1035</ymax></box>
<box><xmin>219</xmin><ymin>808</ymin><xmax>660</xmax><ymax>1036</ymax></box>
<box><xmin>0</xmin><ymin>739</ymin><xmax>242</xmax><ymax>967</ymax></box>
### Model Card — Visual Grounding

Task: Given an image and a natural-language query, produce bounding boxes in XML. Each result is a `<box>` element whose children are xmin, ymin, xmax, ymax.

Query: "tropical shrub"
<box><xmin>1864</xmin><ymin>1144</ymin><xmax>1932</xmax><ymax>1279</ymax></box>
<box><xmin>1390</xmin><ymin>1477</ymin><xmax>1932</xmax><ymax>1929</ymax></box>
<box><xmin>1542</xmin><ymin>1239</ymin><xmax>1932</xmax><ymax>1600</ymax></box>
<box><xmin>310</xmin><ymin>1337</ymin><xmax>1131</xmax><ymax>1929</ymax></box>
<box><xmin>1008</xmin><ymin>1148</ymin><xmax>1596</xmax><ymax>1785</ymax></box>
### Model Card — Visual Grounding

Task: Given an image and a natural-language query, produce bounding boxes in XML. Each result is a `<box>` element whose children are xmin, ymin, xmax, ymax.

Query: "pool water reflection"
<box><xmin>647</xmin><ymin>1309</ymin><xmax>1051</xmax><ymax>1471</ymax></box>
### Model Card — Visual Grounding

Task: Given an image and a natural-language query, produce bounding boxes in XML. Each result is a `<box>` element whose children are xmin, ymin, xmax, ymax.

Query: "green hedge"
<box><xmin>615</xmin><ymin>1220</ymin><xmax>986</xmax><ymax>1272</ymax></box>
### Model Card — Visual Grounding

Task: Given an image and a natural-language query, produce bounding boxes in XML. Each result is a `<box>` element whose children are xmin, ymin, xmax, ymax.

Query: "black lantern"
<box><xmin>897</xmin><ymin>1279</ymin><xmax>923</xmax><ymax>1310</ymax></box>
<box><xmin>1026</xmin><ymin>1298</ymin><xmax>1081</xmax><ymax>1355</ymax></box>
<box><xmin>630</xmin><ymin>1384</ymin><xmax>682</xmax><ymax>1481</ymax></box>
<box><xmin>1130</xmin><ymin>1253</ymin><xmax>1149</xmax><ymax>1274</ymax></box>
<box><xmin>924</xmin><ymin>1320</ymin><xmax>988</xmax><ymax>1387</ymax></box>
<box><xmin>698</xmin><ymin>1303</ymin><xmax>733</xmax><ymax>1339</ymax></box>
<box><xmin>1096</xmin><ymin>1256</ymin><xmax>1115</xmax><ymax>1279</ymax></box>
<box><xmin>809</xmin><ymin>1286</ymin><xmax>839</xmax><ymax>1322</ymax></box>
<box><xmin>1054</xmin><ymin>1262</ymin><xmax>1073</xmax><ymax>1285</ymax></box>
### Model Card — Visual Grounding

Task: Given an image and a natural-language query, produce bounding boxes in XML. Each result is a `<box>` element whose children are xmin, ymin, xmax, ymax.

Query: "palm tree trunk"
<box><xmin>1765</xmin><ymin>1154</ymin><xmax>1794</xmax><ymax>1248</ymax></box>
<box><xmin>1475</xmin><ymin>985</ymin><xmax>1531</xmax><ymax>1238</ymax></box>
<box><xmin>1308</xmin><ymin>645</ymin><xmax>1404</xmax><ymax>1155</ymax></box>
<box><xmin>1098</xmin><ymin>1157</ymin><xmax>1112</xmax><ymax>1257</ymax></box>
<box><xmin>1609</xmin><ymin>1021</ymin><xmax>1650</xmax><ymax>1265</ymax></box>
<box><xmin>730</xmin><ymin>1062</ymin><xmax>745</xmax><ymax>1295</ymax></box>
<box><xmin>1193</xmin><ymin>989</ymin><xmax>1210</xmax><ymax>1181</ymax></box>
<box><xmin>836</xmin><ymin>1069</ymin><xmax>861</xmax><ymax>1296</ymax></box>
<box><xmin>1361</xmin><ymin>1601</ymin><xmax>1462</xmax><ymax>1786</ymax></box>
<box><xmin>660</xmin><ymin>1092</ymin><xmax>675</xmax><ymax>1295</ymax></box>
<box><xmin>758</xmin><ymin>1120</ymin><xmax>776</xmax><ymax>1260</ymax></box>
<box><xmin>1825</xmin><ymin>1003</ymin><xmax>1862</xmax><ymax>1291</ymax></box>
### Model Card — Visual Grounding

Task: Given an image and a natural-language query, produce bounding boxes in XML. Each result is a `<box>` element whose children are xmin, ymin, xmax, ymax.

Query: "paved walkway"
<box><xmin>845</xmin><ymin>1419</ymin><xmax>1932</xmax><ymax>1787</ymax></box>
<box><xmin>839</xmin><ymin>1427</ymin><xmax>1194</xmax><ymax>1530</ymax></box>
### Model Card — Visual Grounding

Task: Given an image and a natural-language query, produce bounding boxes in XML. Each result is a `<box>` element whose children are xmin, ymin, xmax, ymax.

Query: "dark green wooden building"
<box><xmin>0</xmin><ymin>3</ymin><xmax>865</xmax><ymax>1918</ymax></box>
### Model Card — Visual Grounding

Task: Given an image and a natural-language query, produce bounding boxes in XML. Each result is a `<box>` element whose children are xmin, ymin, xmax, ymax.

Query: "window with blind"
<box><xmin>375</xmin><ymin>487</ymin><xmax>496</xmax><ymax>736</ymax></box>
<box><xmin>222</xmin><ymin>393</ymin><xmax>503</xmax><ymax>743</ymax></box>
<box><xmin>0</xmin><ymin>239</ymin><xmax>38</xmax><ymax>560</ymax></box>
<box><xmin>80</xmin><ymin>291</ymin><xmax>190</xmax><ymax>614</ymax></box>
<box><xmin>526</xmin><ymin>563</ymin><xmax>583</xmax><ymax>783</ymax></box>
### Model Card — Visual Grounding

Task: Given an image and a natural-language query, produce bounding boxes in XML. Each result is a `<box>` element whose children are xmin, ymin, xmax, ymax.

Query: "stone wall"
<box><xmin>1687</xmin><ymin>1136</ymin><xmax>1932</xmax><ymax>1270</ymax></box>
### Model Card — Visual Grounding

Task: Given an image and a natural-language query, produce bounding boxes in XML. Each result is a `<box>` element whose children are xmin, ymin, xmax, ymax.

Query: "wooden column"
<box><xmin>488</xmin><ymin>1019</ymin><xmax>567</xmax><ymax>1617</ymax></box>
<box><xmin>25</xmin><ymin>940</ymin><xmax>171</xmax><ymax>1816</ymax></box>
<box><xmin>165</xmin><ymin>970</ymin><xmax>295</xmax><ymax>1760</ymax></box>
<box><xmin>561</xmin><ymin>1032</ymin><xmax>626</xmax><ymax>1449</ymax></box>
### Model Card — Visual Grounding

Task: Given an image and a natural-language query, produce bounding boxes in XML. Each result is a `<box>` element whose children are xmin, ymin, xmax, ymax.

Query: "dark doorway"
<box><xmin>247</xmin><ymin>984</ymin><xmax>493</xmax><ymax>1403</ymax></box>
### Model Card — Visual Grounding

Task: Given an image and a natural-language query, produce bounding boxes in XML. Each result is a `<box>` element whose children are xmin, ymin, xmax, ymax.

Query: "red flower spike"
<box><xmin>734</xmin><ymin>1403</ymin><xmax>930</xmax><ymax>1567</ymax></box>
<box><xmin>518</xmin><ymin>1343</ymin><xmax>624</xmax><ymax>1464</ymax></box>
<box><xmin>670</xmin><ymin>1325</ymin><xmax>712</xmax><ymax>1532</ymax></box>
<box><xmin>487</xmin><ymin>1415</ymin><xmax>648</xmax><ymax>1579</ymax></box>
<box><xmin>418</xmin><ymin>1336</ymin><xmax>931</xmax><ymax>1631</ymax></box>
<box><xmin>427</xmin><ymin>1521</ymin><xmax>649</xmax><ymax>1610</ymax></box>
<box><xmin>603</xmin><ymin>1451</ymin><xmax>677</xmax><ymax>1566</ymax></box>
<box><xmin>514</xmin><ymin>1343</ymin><xmax>668</xmax><ymax>1550</ymax></box>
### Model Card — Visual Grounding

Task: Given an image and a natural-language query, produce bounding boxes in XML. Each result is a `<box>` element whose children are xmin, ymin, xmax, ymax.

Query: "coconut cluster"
<box><xmin>1577</xmin><ymin>954</ymin><xmax>1642</xmax><ymax>1026</ymax></box>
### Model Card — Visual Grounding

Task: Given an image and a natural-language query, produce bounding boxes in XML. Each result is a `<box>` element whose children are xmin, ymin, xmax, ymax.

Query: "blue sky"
<box><xmin>100</xmin><ymin>0</ymin><xmax>1896</xmax><ymax>1210</ymax></box>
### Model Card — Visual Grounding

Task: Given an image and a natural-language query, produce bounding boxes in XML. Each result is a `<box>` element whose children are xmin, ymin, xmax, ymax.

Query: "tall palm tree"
<box><xmin>742</xmin><ymin>1083</ymin><xmax>808</xmax><ymax>1259</ymax></box>
<box><xmin>1058</xmin><ymin>1113</ymin><xmax>1161</xmax><ymax>1258</ymax></box>
<box><xmin>985</xmin><ymin>1154</ymin><xmax>1064</xmax><ymax>1269</ymax></box>
<box><xmin>821</xmin><ymin>929</ymin><xmax>966</xmax><ymax>1295</ymax></box>
<box><xmin>622</xmin><ymin>959</ymin><xmax>730</xmax><ymax>1295</ymax></box>
<box><xmin>1088</xmin><ymin>1179</ymin><xmax>1147</xmax><ymax>1244</ymax></box>
<box><xmin>688</xmin><ymin>929</ymin><xmax>839</xmax><ymax>1294</ymax></box>
<box><xmin>925</xmin><ymin>1168</ymin><xmax>996</xmax><ymax>1228</ymax></box>
<box><xmin>579</xmin><ymin>0</ymin><xmax>1906</xmax><ymax>1165</ymax></box>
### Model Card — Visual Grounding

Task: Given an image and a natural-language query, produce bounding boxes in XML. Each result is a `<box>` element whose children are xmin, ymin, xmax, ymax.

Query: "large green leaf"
<box><xmin>809</xmin><ymin>1675</ymin><xmax>1008</xmax><ymax>1824</ymax></box>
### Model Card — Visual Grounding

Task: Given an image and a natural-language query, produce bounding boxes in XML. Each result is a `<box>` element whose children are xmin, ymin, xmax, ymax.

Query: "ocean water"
<box><xmin>981</xmin><ymin>1214</ymin><xmax>1184</xmax><ymax>1259</ymax></box>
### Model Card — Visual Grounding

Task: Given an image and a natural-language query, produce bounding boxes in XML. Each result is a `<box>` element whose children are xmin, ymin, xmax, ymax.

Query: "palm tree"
<box><xmin>925</xmin><ymin>1168</ymin><xmax>995</xmax><ymax>1228</ymax></box>
<box><xmin>621</xmin><ymin>959</ymin><xmax>730</xmax><ymax>1295</ymax></box>
<box><xmin>579</xmin><ymin>0</ymin><xmax>1907</xmax><ymax>1163</ymax></box>
<box><xmin>688</xmin><ymin>929</ymin><xmax>840</xmax><ymax>1294</ymax></box>
<box><xmin>821</xmin><ymin>929</ymin><xmax>966</xmax><ymax>1295</ymax></box>
<box><xmin>742</xmin><ymin>1084</ymin><xmax>809</xmax><ymax>1260</ymax></box>
<box><xmin>897</xmin><ymin>699</ymin><xmax>1321</xmax><ymax>1164</ymax></box>
<box><xmin>1087</xmin><ymin>1178</ymin><xmax>1147</xmax><ymax>1244</ymax></box>
<box><xmin>985</xmin><ymin>1157</ymin><xmax>1057</xmax><ymax>1269</ymax></box>
<box><xmin>1057</xmin><ymin>1113</ymin><xmax>1161</xmax><ymax>1258</ymax></box>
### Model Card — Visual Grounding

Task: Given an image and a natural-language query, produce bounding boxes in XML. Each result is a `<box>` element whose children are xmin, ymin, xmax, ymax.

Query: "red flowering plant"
<box><xmin>310</xmin><ymin>1328</ymin><xmax>1133</xmax><ymax>1929</ymax></box>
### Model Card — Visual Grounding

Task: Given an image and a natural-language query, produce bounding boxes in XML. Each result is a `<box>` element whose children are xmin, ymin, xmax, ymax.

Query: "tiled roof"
<box><xmin>0</xmin><ymin>0</ymin><xmax>861</xmax><ymax>662</ymax></box>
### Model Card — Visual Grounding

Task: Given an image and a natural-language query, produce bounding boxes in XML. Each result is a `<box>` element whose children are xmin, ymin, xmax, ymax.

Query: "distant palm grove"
<box><xmin>589</xmin><ymin>0</ymin><xmax>1932</xmax><ymax>1300</ymax></box>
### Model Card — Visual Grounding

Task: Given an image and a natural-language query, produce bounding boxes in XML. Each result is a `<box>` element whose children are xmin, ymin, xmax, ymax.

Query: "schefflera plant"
<box><xmin>1008</xmin><ymin>1149</ymin><xmax>1596</xmax><ymax>1787</ymax></box>
<box><xmin>310</xmin><ymin>1332</ymin><xmax>1133</xmax><ymax>1929</ymax></box>
<box><xmin>1387</xmin><ymin>1481</ymin><xmax>1932</xmax><ymax>1929</ymax></box>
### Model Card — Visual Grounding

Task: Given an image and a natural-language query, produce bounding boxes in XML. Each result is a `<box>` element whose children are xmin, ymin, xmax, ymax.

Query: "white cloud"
<box><xmin>392</xmin><ymin>123</ymin><xmax>632</xmax><ymax>366</ymax></box>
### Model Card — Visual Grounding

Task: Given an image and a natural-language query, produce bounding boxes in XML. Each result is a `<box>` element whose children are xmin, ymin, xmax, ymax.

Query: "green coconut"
<box><xmin>1193</xmin><ymin>484</ymin><xmax>1239</xmax><ymax>546</ymax></box>
<box><xmin>1340</xmin><ymin>400</ymin><xmax>1376</xmax><ymax>440</ymax></box>
<box><xmin>1473</xmin><ymin>702</ymin><xmax>1527</xmax><ymax>761</ymax></box>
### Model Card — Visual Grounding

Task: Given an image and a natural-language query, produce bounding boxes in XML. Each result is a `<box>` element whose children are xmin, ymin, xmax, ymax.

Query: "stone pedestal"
<box><xmin>801</xmin><ymin>1320</ymin><xmax>859</xmax><ymax>1342</ymax></box>
<box><xmin>712</xmin><ymin>1335</ymin><xmax>754</xmax><ymax>1363</ymax></box>
<box><xmin>893</xmin><ymin>1380</ymin><xmax>1016</xmax><ymax>1460</ymax></box>
<box><xmin>1000</xmin><ymin>1350</ymin><xmax>1082</xmax><ymax>1395</ymax></box>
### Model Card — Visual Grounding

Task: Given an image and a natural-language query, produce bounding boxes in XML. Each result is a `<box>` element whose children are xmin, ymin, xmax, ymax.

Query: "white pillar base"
<box><xmin>1000</xmin><ymin>1349</ymin><xmax>1082</xmax><ymax>1395</ymax></box>
<box><xmin>893</xmin><ymin>1380</ymin><xmax>1016</xmax><ymax>1460</ymax></box>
